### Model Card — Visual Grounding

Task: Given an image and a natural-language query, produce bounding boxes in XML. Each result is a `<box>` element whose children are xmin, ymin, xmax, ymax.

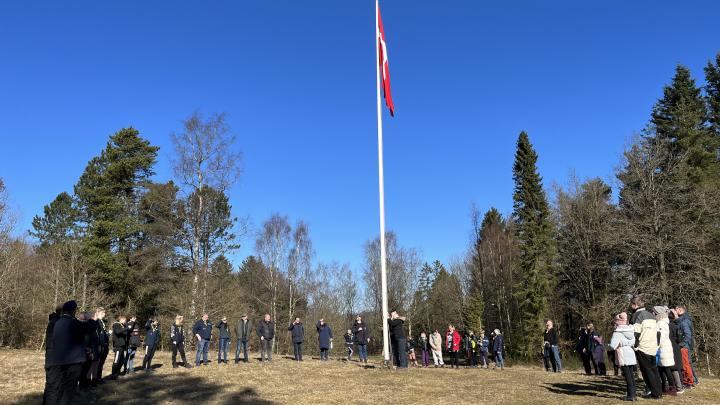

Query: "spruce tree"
<box><xmin>511</xmin><ymin>131</ymin><xmax>555</xmax><ymax>358</ymax></box>
<box><xmin>704</xmin><ymin>53</ymin><xmax>720</xmax><ymax>134</ymax></box>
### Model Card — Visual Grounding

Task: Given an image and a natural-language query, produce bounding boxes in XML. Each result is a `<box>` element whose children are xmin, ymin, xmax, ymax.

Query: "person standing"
<box><xmin>352</xmin><ymin>315</ymin><xmax>371</xmax><ymax>365</ymax></box>
<box><xmin>110</xmin><ymin>315</ymin><xmax>133</xmax><ymax>379</ymax></box>
<box><xmin>462</xmin><ymin>331</ymin><xmax>477</xmax><ymax>368</ymax></box>
<box><xmin>478</xmin><ymin>330</ymin><xmax>490</xmax><ymax>369</ymax></box>
<box><xmin>388</xmin><ymin>311</ymin><xmax>408</xmax><ymax>369</ymax></box>
<box><xmin>43</xmin><ymin>304</ymin><xmax>63</xmax><ymax>405</ymax></box>
<box><xmin>344</xmin><ymin>329</ymin><xmax>355</xmax><ymax>361</ymax></box>
<box><xmin>235</xmin><ymin>314</ymin><xmax>252</xmax><ymax>363</ymax></box>
<box><xmin>418</xmin><ymin>332</ymin><xmax>430</xmax><ymax>368</ymax></box>
<box><xmin>142</xmin><ymin>318</ymin><xmax>161</xmax><ymax>371</ymax></box>
<box><xmin>429</xmin><ymin>329</ymin><xmax>444</xmax><ymax>368</ymax></box>
<box><xmin>127</xmin><ymin>328</ymin><xmax>140</xmax><ymax>373</ymax></box>
<box><xmin>445</xmin><ymin>325</ymin><xmax>461</xmax><ymax>369</ymax></box>
<box><xmin>543</xmin><ymin>320</ymin><xmax>562</xmax><ymax>373</ymax></box>
<box><xmin>585</xmin><ymin>323</ymin><xmax>600</xmax><ymax>375</ymax></box>
<box><xmin>492</xmin><ymin>329</ymin><xmax>505</xmax><ymax>370</ymax></box>
<box><xmin>576</xmin><ymin>327</ymin><xmax>592</xmax><ymax>375</ymax></box>
<box><xmin>93</xmin><ymin>307</ymin><xmax>109</xmax><ymax>383</ymax></box>
<box><xmin>316</xmin><ymin>318</ymin><xmax>333</xmax><ymax>361</ymax></box>
<box><xmin>654</xmin><ymin>306</ymin><xmax>678</xmax><ymax>396</ymax></box>
<box><xmin>217</xmin><ymin>317</ymin><xmax>231</xmax><ymax>364</ymax></box>
<box><xmin>256</xmin><ymin>314</ymin><xmax>275</xmax><ymax>362</ymax></box>
<box><xmin>288</xmin><ymin>317</ymin><xmax>305</xmax><ymax>361</ymax></box>
<box><xmin>192</xmin><ymin>313</ymin><xmax>212</xmax><ymax>366</ymax></box>
<box><xmin>122</xmin><ymin>316</ymin><xmax>137</xmax><ymax>374</ymax></box>
<box><xmin>610</xmin><ymin>312</ymin><xmax>637</xmax><ymax>402</ymax></box>
<box><xmin>170</xmin><ymin>315</ymin><xmax>192</xmax><ymax>368</ymax></box>
<box><xmin>631</xmin><ymin>296</ymin><xmax>662</xmax><ymax>399</ymax></box>
<box><xmin>674</xmin><ymin>305</ymin><xmax>698</xmax><ymax>387</ymax></box>
<box><xmin>668</xmin><ymin>309</ymin><xmax>685</xmax><ymax>393</ymax></box>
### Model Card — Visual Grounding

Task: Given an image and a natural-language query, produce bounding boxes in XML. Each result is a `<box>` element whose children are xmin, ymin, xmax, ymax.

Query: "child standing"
<box><xmin>418</xmin><ymin>332</ymin><xmax>430</xmax><ymax>367</ymax></box>
<box><xmin>610</xmin><ymin>312</ymin><xmax>637</xmax><ymax>402</ymax></box>
<box><xmin>406</xmin><ymin>335</ymin><xmax>418</xmax><ymax>367</ymax></box>
<box><xmin>344</xmin><ymin>329</ymin><xmax>354</xmax><ymax>361</ymax></box>
<box><xmin>127</xmin><ymin>328</ymin><xmax>140</xmax><ymax>373</ymax></box>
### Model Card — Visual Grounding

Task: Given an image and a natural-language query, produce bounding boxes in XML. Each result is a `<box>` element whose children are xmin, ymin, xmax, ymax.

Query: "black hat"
<box><xmin>62</xmin><ymin>300</ymin><xmax>78</xmax><ymax>312</ymax></box>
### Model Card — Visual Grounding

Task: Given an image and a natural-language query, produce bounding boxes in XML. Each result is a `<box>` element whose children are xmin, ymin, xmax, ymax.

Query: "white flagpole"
<box><xmin>375</xmin><ymin>0</ymin><xmax>391</xmax><ymax>365</ymax></box>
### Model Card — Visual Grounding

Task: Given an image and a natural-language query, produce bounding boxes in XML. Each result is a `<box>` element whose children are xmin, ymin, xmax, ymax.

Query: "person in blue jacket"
<box><xmin>316</xmin><ymin>319</ymin><xmax>333</xmax><ymax>361</ymax></box>
<box><xmin>492</xmin><ymin>329</ymin><xmax>505</xmax><ymax>370</ymax></box>
<box><xmin>217</xmin><ymin>317</ymin><xmax>231</xmax><ymax>364</ymax></box>
<box><xmin>142</xmin><ymin>318</ymin><xmax>161</xmax><ymax>371</ymax></box>
<box><xmin>479</xmin><ymin>330</ymin><xmax>490</xmax><ymax>368</ymax></box>
<box><xmin>288</xmin><ymin>317</ymin><xmax>305</xmax><ymax>361</ymax></box>
<box><xmin>192</xmin><ymin>313</ymin><xmax>212</xmax><ymax>366</ymax></box>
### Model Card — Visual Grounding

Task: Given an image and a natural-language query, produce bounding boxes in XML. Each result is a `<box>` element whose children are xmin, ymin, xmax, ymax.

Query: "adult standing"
<box><xmin>78</xmin><ymin>311</ymin><xmax>99</xmax><ymax>389</ymax></box>
<box><xmin>170</xmin><ymin>315</ymin><xmax>192</xmax><ymax>368</ymax></box>
<box><xmin>429</xmin><ymin>329</ymin><xmax>444</xmax><ymax>367</ymax></box>
<box><xmin>610</xmin><ymin>312</ymin><xmax>637</xmax><ymax>402</ymax></box>
<box><xmin>93</xmin><ymin>307</ymin><xmax>109</xmax><ymax>383</ymax></box>
<box><xmin>316</xmin><ymin>318</ymin><xmax>333</xmax><ymax>361</ymax></box>
<box><xmin>576</xmin><ymin>327</ymin><xmax>592</xmax><ymax>375</ymax></box>
<box><xmin>492</xmin><ymin>329</ymin><xmax>505</xmax><ymax>370</ymax></box>
<box><xmin>288</xmin><ymin>317</ymin><xmax>305</xmax><ymax>361</ymax></box>
<box><xmin>122</xmin><ymin>316</ymin><xmax>137</xmax><ymax>374</ymax></box>
<box><xmin>630</xmin><ymin>296</ymin><xmax>662</xmax><ymax>399</ymax></box>
<box><xmin>543</xmin><ymin>320</ymin><xmax>562</xmax><ymax>373</ymax></box>
<box><xmin>142</xmin><ymin>318</ymin><xmax>161</xmax><ymax>371</ymax></box>
<box><xmin>235</xmin><ymin>314</ymin><xmax>252</xmax><ymax>363</ymax></box>
<box><xmin>675</xmin><ymin>305</ymin><xmax>698</xmax><ymax>387</ymax></box>
<box><xmin>217</xmin><ymin>317</ymin><xmax>231</xmax><ymax>364</ymax></box>
<box><xmin>479</xmin><ymin>330</ymin><xmax>489</xmax><ymax>369</ymax></box>
<box><xmin>586</xmin><ymin>323</ymin><xmax>600</xmax><ymax>375</ymax></box>
<box><xmin>192</xmin><ymin>313</ymin><xmax>212</xmax><ymax>366</ymax></box>
<box><xmin>668</xmin><ymin>309</ymin><xmax>685</xmax><ymax>393</ymax></box>
<box><xmin>654</xmin><ymin>306</ymin><xmax>678</xmax><ymax>396</ymax></box>
<box><xmin>388</xmin><ymin>311</ymin><xmax>407</xmax><ymax>369</ymax></box>
<box><xmin>256</xmin><ymin>314</ymin><xmax>275</xmax><ymax>363</ymax></box>
<box><xmin>110</xmin><ymin>315</ymin><xmax>133</xmax><ymax>379</ymax></box>
<box><xmin>43</xmin><ymin>304</ymin><xmax>63</xmax><ymax>405</ymax></box>
<box><xmin>445</xmin><ymin>324</ymin><xmax>461</xmax><ymax>369</ymax></box>
<box><xmin>352</xmin><ymin>315</ymin><xmax>371</xmax><ymax>365</ymax></box>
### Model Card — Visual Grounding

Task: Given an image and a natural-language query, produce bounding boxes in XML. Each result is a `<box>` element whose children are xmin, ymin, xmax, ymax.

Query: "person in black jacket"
<box><xmin>110</xmin><ymin>315</ymin><xmax>133</xmax><ymax>379</ymax></box>
<box><xmin>170</xmin><ymin>315</ymin><xmax>192</xmax><ymax>368</ymax></box>
<box><xmin>388</xmin><ymin>311</ymin><xmax>407</xmax><ymax>368</ymax></box>
<box><xmin>192</xmin><ymin>313</ymin><xmax>212</xmax><ymax>366</ymax></box>
<box><xmin>235</xmin><ymin>314</ymin><xmax>252</xmax><ymax>363</ymax></box>
<box><xmin>43</xmin><ymin>304</ymin><xmax>63</xmax><ymax>405</ymax></box>
<box><xmin>122</xmin><ymin>316</ymin><xmax>137</xmax><ymax>374</ymax></box>
<box><xmin>576</xmin><ymin>327</ymin><xmax>592</xmax><ymax>375</ymax></box>
<box><xmin>93</xmin><ymin>307</ymin><xmax>109</xmax><ymax>383</ymax></box>
<box><xmin>352</xmin><ymin>315</ymin><xmax>371</xmax><ymax>365</ymax></box>
<box><xmin>217</xmin><ymin>317</ymin><xmax>231</xmax><ymax>364</ymax></box>
<box><xmin>344</xmin><ymin>329</ymin><xmax>354</xmax><ymax>361</ymax></box>
<box><xmin>256</xmin><ymin>314</ymin><xmax>275</xmax><ymax>363</ymax></box>
<box><xmin>288</xmin><ymin>317</ymin><xmax>305</xmax><ymax>361</ymax></box>
<box><xmin>543</xmin><ymin>319</ymin><xmax>562</xmax><ymax>373</ymax></box>
<box><xmin>142</xmin><ymin>318</ymin><xmax>161</xmax><ymax>371</ymax></box>
<box><xmin>127</xmin><ymin>328</ymin><xmax>141</xmax><ymax>373</ymax></box>
<box><xmin>78</xmin><ymin>312</ymin><xmax>99</xmax><ymax>389</ymax></box>
<box><xmin>316</xmin><ymin>319</ymin><xmax>333</xmax><ymax>361</ymax></box>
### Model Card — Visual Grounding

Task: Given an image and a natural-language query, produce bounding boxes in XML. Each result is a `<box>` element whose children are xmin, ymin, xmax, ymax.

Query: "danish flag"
<box><xmin>377</xmin><ymin>2</ymin><xmax>395</xmax><ymax>116</ymax></box>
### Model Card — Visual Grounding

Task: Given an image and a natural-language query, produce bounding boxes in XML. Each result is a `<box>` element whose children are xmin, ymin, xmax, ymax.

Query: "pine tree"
<box><xmin>511</xmin><ymin>131</ymin><xmax>555</xmax><ymax>358</ymax></box>
<box><xmin>30</xmin><ymin>192</ymin><xmax>79</xmax><ymax>248</ymax></box>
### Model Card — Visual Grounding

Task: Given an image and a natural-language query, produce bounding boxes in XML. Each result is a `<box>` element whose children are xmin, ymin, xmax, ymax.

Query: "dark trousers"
<box><xmin>607</xmin><ymin>350</ymin><xmax>619</xmax><ymax>375</ymax></box>
<box><xmin>142</xmin><ymin>344</ymin><xmax>157</xmax><ymax>369</ymax></box>
<box><xmin>43</xmin><ymin>365</ymin><xmax>62</xmax><ymax>405</ymax></box>
<box><xmin>581</xmin><ymin>352</ymin><xmax>597</xmax><ymax>374</ymax></box>
<box><xmin>659</xmin><ymin>366</ymin><xmax>676</xmax><ymax>389</ymax></box>
<box><xmin>637</xmin><ymin>351</ymin><xmax>663</xmax><ymax>397</ymax></box>
<box><xmin>95</xmin><ymin>345</ymin><xmax>108</xmax><ymax>380</ymax></box>
<box><xmin>479</xmin><ymin>350</ymin><xmax>488</xmax><ymax>366</ymax></box>
<box><xmin>235</xmin><ymin>340</ymin><xmax>249</xmax><ymax>362</ymax></box>
<box><xmin>293</xmin><ymin>342</ymin><xmax>303</xmax><ymax>361</ymax></box>
<box><xmin>52</xmin><ymin>363</ymin><xmax>81</xmax><ymax>405</ymax></box>
<box><xmin>172</xmin><ymin>342</ymin><xmax>188</xmax><ymax>365</ymax></box>
<box><xmin>449</xmin><ymin>350</ymin><xmax>459</xmax><ymax>368</ymax></box>
<box><xmin>391</xmin><ymin>338</ymin><xmax>407</xmax><ymax>368</ymax></box>
<box><xmin>320</xmin><ymin>348</ymin><xmax>329</xmax><ymax>360</ymax></box>
<box><xmin>260</xmin><ymin>339</ymin><xmax>272</xmax><ymax>361</ymax></box>
<box><xmin>111</xmin><ymin>348</ymin><xmax>126</xmax><ymax>376</ymax></box>
<box><xmin>622</xmin><ymin>365</ymin><xmax>637</xmax><ymax>399</ymax></box>
<box><xmin>79</xmin><ymin>357</ymin><xmax>92</xmax><ymax>387</ymax></box>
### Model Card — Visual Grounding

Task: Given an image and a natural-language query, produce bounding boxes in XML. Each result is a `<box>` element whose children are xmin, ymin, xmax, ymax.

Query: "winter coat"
<box><xmin>44</xmin><ymin>312</ymin><xmax>60</xmax><ymax>367</ymax></box>
<box><xmin>288</xmin><ymin>322</ymin><xmax>305</xmax><ymax>343</ymax></box>
<box><xmin>236</xmin><ymin>319</ymin><xmax>252</xmax><ymax>342</ymax></box>
<box><xmin>316</xmin><ymin>322</ymin><xmax>333</xmax><ymax>349</ymax></box>
<box><xmin>576</xmin><ymin>329</ymin><xmax>589</xmax><ymax>353</ymax></box>
<box><xmin>192</xmin><ymin>320</ymin><xmax>212</xmax><ymax>340</ymax></box>
<box><xmin>170</xmin><ymin>324</ymin><xmax>185</xmax><ymax>345</ymax></box>
<box><xmin>634</xmin><ymin>317</ymin><xmax>660</xmax><ymax>357</ymax></box>
<box><xmin>592</xmin><ymin>335</ymin><xmax>605</xmax><ymax>364</ymax></box>
<box><xmin>97</xmin><ymin>319</ymin><xmax>109</xmax><ymax>347</ymax></box>
<box><xmin>217</xmin><ymin>321</ymin><xmax>231</xmax><ymax>339</ymax></box>
<box><xmin>462</xmin><ymin>335</ymin><xmax>477</xmax><ymax>353</ymax></box>
<box><xmin>429</xmin><ymin>332</ymin><xmax>442</xmax><ymax>351</ymax></box>
<box><xmin>630</xmin><ymin>307</ymin><xmax>654</xmax><ymax>325</ymax></box>
<box><xmin>47</xmin><ymin>315</ymin><xmax>92</xmax><ymax>366</ymax></box>
<box><xmin>111</xmin><ymin>321</ymin><xmax>132</xmax><ymax>350</ymax></box>
<box><xmin>417</xmin><ymin>337</ymin><xmax>430</xmax><ymax>351</ymax></box>
<box><xmin>129</xmin><ymin>334</ymin><xmax>141</xmax><ymax>349</ymax></box>
<box><xmin>676</xmin><ymin>313</ymin><xmax>695</xmax><ymax>350</ymax></box>
<box><xmin>85</xmin><ymin>319</ymin><xmax>100</xmax><ymax>358</ymax></box>
<box><xmin>352</xmin><ymin>321</ymin><xmax>371</xmax><ymax>344</ymax></box>
<box><xmin>446</xmin><ymin>329</ymin><xmax>461</xmax><ymax>352</ymax></box>
<box><xmin>610</xmin><ymin>325</ymin><xmax>637</xmax><ymax>366</ymax></box>
<box><xmin>657</xmin><ymin>318</ymin><xmax>675</xmax><ymax>367</ymax></box>
<box><xmin>344</xmin><ymin>333</ymin><xmax>354</xmax><ymax>345</ymax></box>
<box><xmin>586</xmin><ymin>330</ymin><xmax>599</xmax><ymax>353</ymax></box>
<box><xmin>256</xmin><ymin>320</ymin><xmax>275</xmax><ymax>340</ymax></box>
<box><xmin>145</xmin><ymin>325</ymin><xmax>161</xmax><ymax>348</ymax></box>
<box><xmin>479</xmin><ymin>336</ymin><xmax>490</xmax><ymax>353</ymax></box>
<box><xmin>669</xmin><ymin>320</ymin><xmax>684</xmax><ymax>372</ymax></box>
<box><xmin>492</xmin><ymin>334</ymin><xmax>504</xmax><ymax>353</ymax></box>
<box><xmin>544</xmin><ymin>328</ymin><xmax>558</xmax><ymax>346</ymax></box>
<box><xmin>388</xmin><ymin>319</ymin><xmax>405</xmax><ymax>341</ymax></box>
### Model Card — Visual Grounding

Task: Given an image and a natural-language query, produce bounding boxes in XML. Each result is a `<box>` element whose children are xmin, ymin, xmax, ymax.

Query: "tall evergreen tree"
<box><xmin>704</xmin><ymin>53</ymin><xmax>720</xmax><ymax>134</ymax></box>
<box><xmin>30</xmin><ymin>192</ymin><xmax>79</xmax><ymax>248</ymax></box>
<box><xmin>511</xmin><ymin>131</ymin><xmax>555</xmax><ymax>358</ymax></box>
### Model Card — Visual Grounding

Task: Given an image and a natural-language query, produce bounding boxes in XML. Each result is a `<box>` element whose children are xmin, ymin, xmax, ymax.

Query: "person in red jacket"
<box><xmin>445</xmin><ymin>325</ymin><xmax>461</xmax><ymax>369</ymax></box>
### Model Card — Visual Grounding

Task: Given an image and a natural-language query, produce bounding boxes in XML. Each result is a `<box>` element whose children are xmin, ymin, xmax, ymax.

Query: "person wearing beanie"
<box><xmin>655</xmin><ymin>307</ymin><xmax>678</xmax><ymax>396</ymax></box>
<box><xmin>610</xmin><ymin>312</ymin><xmax>637</xmax><ymax>402</ymax></box>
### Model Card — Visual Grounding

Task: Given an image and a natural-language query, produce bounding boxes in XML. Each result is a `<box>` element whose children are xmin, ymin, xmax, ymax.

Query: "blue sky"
<box><xmin>1</xmin><ymin>1</ymin><xmax>719</xmax><ymax>273</ymax></box>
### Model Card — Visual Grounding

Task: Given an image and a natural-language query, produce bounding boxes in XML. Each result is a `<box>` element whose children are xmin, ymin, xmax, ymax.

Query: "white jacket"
<box><xmin>657</xmin><ymin>318</ymin><xmax>675</xmax><ymax>367</ymax></box>
<box><xmin>634</xmin><ymin>318</ymin><xmax>659</xmax><ymax>356</ymax></box>
<box><xmin>429</xmin><ymin>332</ymin><xmax>442</xmax><ymax>351</ymax></box>
<box><xmin>610</xmin><ymin>325</ymin><xmax>637</xmax><ymax>366</ymax></box>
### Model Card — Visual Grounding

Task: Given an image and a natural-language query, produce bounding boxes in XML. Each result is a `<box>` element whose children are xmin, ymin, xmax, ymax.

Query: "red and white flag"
<box><xmin>377</xmin><ymin>1</ymin><xmax>395</xmax><ymax>116</ymax></box>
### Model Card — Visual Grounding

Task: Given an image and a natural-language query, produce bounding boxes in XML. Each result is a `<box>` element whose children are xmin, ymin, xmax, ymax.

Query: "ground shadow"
<box><xmin>543</xmin><ymin>377</ymin><xmax>629</xmax><ymax>399</ymax></box>
<box><xmin>12</xmin><ymin>370</ymin><xmax>278</xmax><ymax>405</ymax></box>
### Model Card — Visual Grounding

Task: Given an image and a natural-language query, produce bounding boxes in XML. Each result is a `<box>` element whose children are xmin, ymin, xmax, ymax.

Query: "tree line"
<box><xmin>0</xmin><ymin>54</ymin><xmax>719</xmax><ymax>372</ymax></box>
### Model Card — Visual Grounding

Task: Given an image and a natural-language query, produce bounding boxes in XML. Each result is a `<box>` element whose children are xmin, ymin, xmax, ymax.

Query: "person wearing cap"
<box><xmin>235</xmin><ymin>313</ymin><xmax>252</xmax><ymax>363</ymax></box>
<box><xmin>288</xmin><ymin>317</ymin><xmax>305</xmax><ymax>361</ymax></box>
<box><xmin>170</xmin><ymin>315</ymin><xmax>192</xmax><ymax>368</ymax></box>
<box><xmin>217</xmin><ymin>316</ymin><xmax>231</xmax><ymax>364</ymax></box>
<box><xmin>610</xmin><ymin>312</ymin><xmax>637</xmax><ymax>402</ymax></box>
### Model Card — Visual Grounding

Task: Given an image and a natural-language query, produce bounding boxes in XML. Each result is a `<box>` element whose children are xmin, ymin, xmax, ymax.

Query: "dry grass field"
<box><xmin>1</xmin><ymin>349</ymin><xmax>718</xmax><ymax>404</ymax></box>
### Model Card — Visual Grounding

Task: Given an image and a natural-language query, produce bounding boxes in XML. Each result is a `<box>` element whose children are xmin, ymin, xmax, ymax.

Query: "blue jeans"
<box><xmin>393</xmin><ymin>338</ymin><xmax>408</xmax><ymax>368</ymax></box>
<box><xmin>358</xmin><ymin>344</ymin><xmax>368</xmax><ymax>361</ymax></box>
<box><xmin>495</xmin><ymin>351</ymin><xmax>504</xmax><ymax>369</ymax></box>
<box><xmin>235</xmin><ymin>340</ymin><xmax>248</xmax><ymax>362</ymax></box>
<box><xmin>551</xmin><ymin>345</ymin><xmax>562</xmax><ymax>372</ymax></box>
<box><xmin>195</xmin><ymin>339</ymin><xmax>210</xmax><ymax>365</ymax></box>
<box><xmin>293</xmin><ymin>342</ymin><xmax>303</xmax><ymax>361</ymax></box>
<box><xmin>127</xmin><ymin>348</ymin><xmax>137</xmax><ymax>372</ymax></box>
<box><xmin>218</xmin><ymin>338</ymin><xmax>229</xmax><ymax>361</ymax></box>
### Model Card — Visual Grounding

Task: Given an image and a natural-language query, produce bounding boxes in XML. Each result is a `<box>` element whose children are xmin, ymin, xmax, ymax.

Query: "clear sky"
<box><xmin>1</xmin><ymin>1</ymin><xmax>719</xmax><ymax>273</ymax></box>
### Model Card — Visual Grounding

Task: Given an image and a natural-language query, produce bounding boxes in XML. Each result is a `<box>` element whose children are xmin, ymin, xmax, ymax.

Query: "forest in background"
<box><xmin>1</xmin><ymin>53</ymin><xmax>719</xmax><ymax>374</ymax></box>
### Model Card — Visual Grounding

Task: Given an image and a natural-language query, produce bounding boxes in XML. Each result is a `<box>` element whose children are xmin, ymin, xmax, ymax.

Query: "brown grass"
<box><xmin>1</xmin><ymin>349</ymin><xmax>718</xmax><ymax>404</ymax></box>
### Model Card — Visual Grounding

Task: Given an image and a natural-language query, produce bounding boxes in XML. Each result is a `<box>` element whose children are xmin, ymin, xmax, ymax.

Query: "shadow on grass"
<box><xmin>12</xmin><ymin>371</ymin><xmax>276</xmax><ymax>405</ymax></box>
<box><xmin>543</xmin><ymin>377</ymin><xmax>628</xmax><ymax>399</ymax></box>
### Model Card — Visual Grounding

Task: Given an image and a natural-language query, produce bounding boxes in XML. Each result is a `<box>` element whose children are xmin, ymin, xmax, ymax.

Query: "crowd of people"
<box><xmin>41</xmin><ymin>296</ymin><xmax>700</xmax><ymax>404</ymax></box>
